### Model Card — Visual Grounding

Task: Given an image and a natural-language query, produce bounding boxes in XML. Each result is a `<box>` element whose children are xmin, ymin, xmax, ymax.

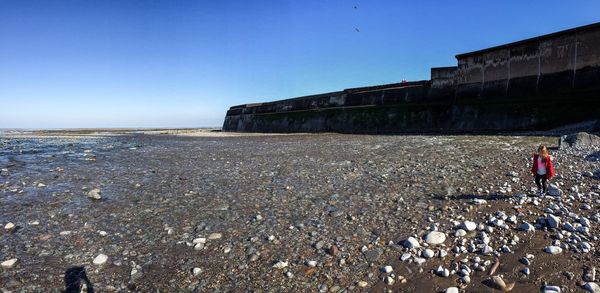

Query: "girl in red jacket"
<box><xmin>531</xmin><ymin>145</ymin><xmax>555</xmax><ymax>195</ymax></box>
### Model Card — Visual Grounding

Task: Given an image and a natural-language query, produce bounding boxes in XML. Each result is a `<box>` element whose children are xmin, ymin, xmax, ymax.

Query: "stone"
<box><xmin>192</xmin><ymin>267</ymin><xmax>202</xmax><ymax>276</ymax></box>
<box><xmin>381</xmin><ymin>265</ymin><xmax>393</xmax><ymax>273</ymax></box>
<box><xmin>559</xmin><ymin>132</ymin><xmax>600</xmax><ymax>149</ymax></box>
<box><xmin>384</xmin><ymin>276</ymin><xmax>394</xmax><ymax>285</ymax></box>
<box><xmin>272</xmin><ymin>261</ymin><xmax>288</xmax><ymax>269</ymax></box>
<box><xmin>357</xmin><ymin>281</ymin><xmax>368</xmax><ymax>288</ymax></box>
<box><xmin>542</xmin><ymin>285</ymin><xmax>562</xmax><ymax>293</ymax></box>
<box><xmin>461</xmin><ymin>221</ymin><xmax>477</xmax><ymax>231</ymax></box>
<box><xmin>547</xmin><ymin>214</ymin><xmax>561</xmax><ymax>228</ymax></box>
<box><xmin>520</xmin><ymin>257</ymin><xmax>531</xmax><ymax>266</ymax></box>
<box><xmin>87</xmin><ymin>188</ymin><xmax>102</xmax><ymax>200</ymax></box>
<box><xmin>403</xmin><ymin>237</ymin><xmax>420</xmax><ymax>249</ymax></box>
<box><xmin>363</xmin><ymin>248</ymin><xmax>383</xmax><ymax>262</ymax></box>
<box><xmin>422</xmin><ymin>249</ymin><xmax>434</xmax><ymax>258</ymax></box>
<box><xmin>436</xmin><ymin>266</ymin><xmax>450</xmax><ymax>277</ymax></box>
<box><xmin>544</xmin><ymin>246</ymin><xmax>563</xmax><ymax>255</ymax></box>
<box><xmin>1</xmin><ymin>258</ymin><xmax>17</xmax><ymax>269</ymax></box>
<box><xmin>306</xmin><ymin>260</ymin><xmax>317</xmax><ymax>267</ymax></box>
<box><xmin>4</xmin><ymin>222</ymin><xmax>15</xmax><ymax>230</ymax></box>
<box><xmin>584</xmin><ymin>282</ymin><xmax>600</xmax><ymax>293</ymax></box>
<box><xmin>455</xmin><ymin>229</ymin><xmax>467</xmax><ymax>237</ymax></box>
<box><xmin>519</xmin><ymin>222</ymin><xmax>535</xmax><ymax>232</ymax></box>
<box><xmin>208</xmin><ymin>233</ymin><xmax>222</xmax><ymax>240</ymax></box>
<box><xmin>0</xmin><ymin>168</ymin><xmax>8</xmax><ymax>176</ymax></box>
<box><xmin>481</xmin><ymin>245</ymin><xmax>494</xmax><ymax>255</ymax></box>
<box><xmin>547</xmin><ymin>185</ymin><xmax>563</xmax><ymax>197</ymax></box>
<box><xmin>93</xmin><ymin>254</ymin><xmax>108</xmax><ymax>265</ymax></box>
<box><xmin>424</xmin><ymin>231</ymin><xmax>446</xmax><ymax>245</ymax></box>
<box><xmin>445</xmin><ymin>287</ymin><xmax>459</xmax><ymax>293</ymax></box>
<box><xmin>193</xmin><ymin>237</ymin><xmax>207</xmax><ymax>244</ymax></box>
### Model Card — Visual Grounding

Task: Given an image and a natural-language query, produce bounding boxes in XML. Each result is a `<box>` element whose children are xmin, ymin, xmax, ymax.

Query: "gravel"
<box><xmin>1</xmin><ymin>131</ymin><xmax>599</xmax><ymax>292</ymax></box>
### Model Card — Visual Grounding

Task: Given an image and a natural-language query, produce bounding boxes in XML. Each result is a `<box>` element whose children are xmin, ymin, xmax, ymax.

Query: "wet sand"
<box><xmin>1</xmin><ymin>130</ymin><xmax>599</xmax><ymax>292</ymax></box>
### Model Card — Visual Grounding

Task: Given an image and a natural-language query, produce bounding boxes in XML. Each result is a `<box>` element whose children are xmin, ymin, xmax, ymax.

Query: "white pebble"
<box><xmin>93</xmin><ymin>254</ymin><xmax>108</xmax><ymax>265</ymax></box>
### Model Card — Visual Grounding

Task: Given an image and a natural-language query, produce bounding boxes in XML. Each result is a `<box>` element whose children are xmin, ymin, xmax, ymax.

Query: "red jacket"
<box><xmin>531</xmin><ymin>154</ymin><xmax>555</xmax><ymax>179</ymax></box>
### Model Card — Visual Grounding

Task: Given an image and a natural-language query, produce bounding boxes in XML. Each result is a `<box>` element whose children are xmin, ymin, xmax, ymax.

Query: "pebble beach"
<box><xmin>1</xmin><ymin>129</ymin><xmax>599</xmax><ymax>292</ymax></box>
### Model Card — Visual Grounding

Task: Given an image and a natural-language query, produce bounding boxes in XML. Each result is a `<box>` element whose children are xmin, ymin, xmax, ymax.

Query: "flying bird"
<box><xmin>355</xmin><ymin>28</ymin><xmax>360</xmax><ymax>32</ymax></box>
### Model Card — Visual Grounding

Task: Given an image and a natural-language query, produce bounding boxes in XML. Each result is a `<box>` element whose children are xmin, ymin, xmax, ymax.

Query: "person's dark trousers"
<box><xmin>535</xmin><ymin>173</ymin><xmax>548</xmax><ymax>193</ymax></box>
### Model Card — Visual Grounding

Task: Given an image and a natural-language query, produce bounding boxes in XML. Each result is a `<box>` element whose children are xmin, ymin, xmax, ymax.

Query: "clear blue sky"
<box><xmin>1</xmin><ymin>0</ymin><xmax>599</xmax><ymax>129</ymax></box>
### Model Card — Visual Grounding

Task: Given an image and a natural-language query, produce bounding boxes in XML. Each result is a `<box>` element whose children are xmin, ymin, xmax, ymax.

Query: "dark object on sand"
<box><xmin>63</xmin><ymin>266</ymin><xmax>94</xmax><ymax>293</ymax></box>
<box><xmin>559</xmin><ymin>132</ymin><xmax>600</xmax><ymax>149</ymax></box>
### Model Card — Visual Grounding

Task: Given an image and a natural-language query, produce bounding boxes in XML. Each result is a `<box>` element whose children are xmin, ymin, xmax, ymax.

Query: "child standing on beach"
<box><xmin>531</xmin><ymin>145</ymin><xmax>555</xmax><ymax>195</ymax></box>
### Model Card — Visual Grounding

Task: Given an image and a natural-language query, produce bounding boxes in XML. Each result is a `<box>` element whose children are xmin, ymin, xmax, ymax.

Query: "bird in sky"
<box><xmin>355</xmin><ymin>28</ymin><xmax>360</xmax><ymax>32</ymax></box>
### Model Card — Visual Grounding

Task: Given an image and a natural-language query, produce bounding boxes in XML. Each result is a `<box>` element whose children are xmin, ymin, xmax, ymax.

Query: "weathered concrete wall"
<box><xmin>431</xmin><ymin>67</ymin><xmax>458</xmax><ymax>88</ymax></box>
<box><xmin>457</xmin><ymin>23</ymin><xmax>600</xmax><ymax>98</ymax></box>
<box><xmin>223</xmin><ymin>23</ymin><xmax>600</xmax><ymax>134</ymax></box>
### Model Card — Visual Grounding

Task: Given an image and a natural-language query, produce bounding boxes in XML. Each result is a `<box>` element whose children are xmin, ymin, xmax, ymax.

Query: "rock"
<box><xmin>422</xmin><ymin>249</ymin><xmax>434</xmax><ymax>258</ymax></box>
<box><xmin>328</xmin><ymin>245</ymin><xmax>339</xmax><ymax>256</ymax></box>
<box><xmin>363</xmin><ymin>248</ymin><xmax>383</xmax><ymax>262</ymax></box>
<box><xmin>414</xmin><ymin>257</ymin><xmax>426</xmax><ymax>266</ymax></box>
<box><xmin>208</xmin><ymin>233</ymin><xmax>222</xmax><ymax>240</ymax></box>
<box><xmin>37</xmin><ymin>183</ymin><xmax>46</xmax><ymax>187</ymax></box>
<box><xmin>4</xmin><ymin>222</ymin><xmax>15</xmax><ymax>230</ymax></box>
<box><xmin>436</xmin><ymin>266</ymin><xmax>450</xmax><ymax>277</ymax></box>
<box><xmin>0</xmin><ymin>168</ymin><xmax>8</xmax><ymax>176</ymax></box>
<box><xmin>93</xmin><ymin>254</ymin><xmax>108</xmax><ymax>265</ymax></box>
<box><xmin>192</xmin><ymin>267</ymin><xmax>202</xmax><ymax>276</ymax></box>
<box><xmin>357</xmin><ymin>281</ymin><xmax>368</xmax><ymax>288</ymax></box>
<box><xmin>547</xmin><ymin>214</ymin><xmax>561</xmax><ymax>228</ymax></box>
<box><xmin>384</xmin><ymin>276</ymin><xmax>395</xmax><ymax>285</ymax></box>
<box><xmin>507</xmin><ymin>171</ymin><xmax>519</xmax><ymax>177</ymax></box>
<box><xmin>194</xmin><ymin>243</ymin><xmax>204</xmax><ymax>250</ymax></box>
<box><xmin>1</xmin><ymin>258</ymin><xmax>17</xmax><ymax>269</ymax></box>
<box><xmin>471</xmin><ymin>199</ymin><xmax>487</xmax><ymax>205</ymax></box>
<box><xmin>400</xmin><ymin>253</ymin><xmax>412</xmax><ymax>261</ymax></box>
<box><xmin>87</xmin><ymin>188</ymin><xmax>102</xmax><ymax>200</ymax></box>
<box><xmin>461</xmin><ymin>221</ymin><xmax>477</xmax><ymax>231</ymax></box>
<box><xmin>544</xmin><ymin>246</ymin><xmax>563</xmax><ymax>255</ymax></box>
<box><xmin>520</xmin><ymin>257</ymin><xmax>531</xmax><ymax>266</ymax></box>
<box><xmin>272</xmin><ymin>261</ymin><xmax>288</xmax><ymax>269</ymax></box>
<box><xmin>455</xmin><ymin>229</ymin><xmax>467</xmax><ymax>237</ymax></box>
<box><xmin>306</xmin><ymin>260</ymin><xmax>317</xmax><ymax>267</ymax></box>
<box><xmin>445</xmin><ymin>287</ymin><xmax>459</xmax><ymax>293</ymax></box>
<box><xmin>481</xmin><ymin>245</ymin><xmax>494</xmax><ymax>255</ymax></box>
<box><xmin>403</xmin><ymin>237</ymin><xmax>420</xmax><ymax>249</ymax></box>
<box><xmin>424</xmin><ymin>231</ymin><xmax>446</xmax><ymax>245</ymax></box>
<box><xmin>560</xmin><ymin>132</ymin><xmax>600</xmax><ymax>149</ymax></box>
<box><xmin>547</xmin><ymin>185</ymin><xmax>563</xmax><ymax>197</ymax></box>
<box><xmin>193</xmin><ymin>237</ymin><xmax>207</xmax><ymax>244</ymax></box>
<box><xmin>519</xmin><ymin>222</ymin><xmax>535</xmax><ymax>232</ymax></box>
<box><xmin>582</xmin><ymin>242</ymin><xmax>592</xmax><ymax>253</ymax></box>
<box><xmin>542</xmin><ymin>285</ymin><xmax>562</xmax><ymax>293</ymax></box>
<box><xmin>584</xmin><ymin>282</ymin><xmax>600</xmax><ymax>293</ymax></box>
<box><xmin>381</xmin><ymin>265</ymin><xmax>393</xmax><ymax>274</ymax></box>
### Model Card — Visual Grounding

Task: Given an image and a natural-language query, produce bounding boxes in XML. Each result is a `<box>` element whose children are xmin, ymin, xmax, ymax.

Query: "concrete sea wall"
<box><xmin>223</xmin><ymin>23</ymin><xmax>600</xmax><ymax>134</ymax></box>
